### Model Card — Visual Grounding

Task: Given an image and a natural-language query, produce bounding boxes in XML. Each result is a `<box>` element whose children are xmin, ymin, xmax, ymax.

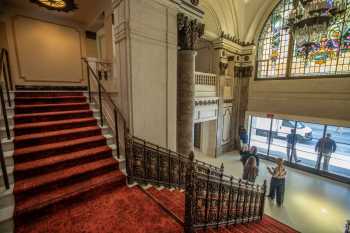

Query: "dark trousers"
<box><xmin>286</xmin><ymin>143</ymin><xmax>298</xmax><ymax>162</ymax></box>
<box><xmin>268</xmin><ymin>177</ymin><xmax>285</xmax><ymax>206</ymax></box>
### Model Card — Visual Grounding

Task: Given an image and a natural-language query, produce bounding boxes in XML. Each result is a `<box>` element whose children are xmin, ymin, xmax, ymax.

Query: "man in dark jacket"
<box><xmin>286</xmin><ymin>129</ymin><xmax>301</xmax><ymax>163</ymax></box>
<box><xmin>315</xmin><ymin>133</ymin><xmax>337</xmax><ymax>171</ymax></box>
<box><xmin>239</xmin><ymin>127</ymin><xmax>249</xmax><ymax>152</ymax></box>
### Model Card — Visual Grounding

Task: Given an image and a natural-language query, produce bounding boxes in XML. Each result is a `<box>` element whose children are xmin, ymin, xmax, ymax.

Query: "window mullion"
<box><xmin>286</xmin><ymin>31</ymin><xmax>294</xmax><ymax>79</ymax></box>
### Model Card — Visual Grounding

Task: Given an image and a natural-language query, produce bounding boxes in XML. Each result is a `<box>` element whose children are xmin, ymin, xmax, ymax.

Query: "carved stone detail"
<box><xmin>219</xmin><ymin>62</ymin><xmax>229</xmax><ymax>75</ymax></box>
<box><xmin>178</xmin><ymin>13</ymin><xmax>205</xmax><ymax>50</ymax></box>
<box><xmin>191</xmin><ymin>0</ymin><xmax>200</xmax><ymax>6</ymax></box>
<box><xmin>234</xmin><ymin>66</ymin><xmax>253</xmax><ymax>78</ymax></box>
<box><xmin>220</xmin><ymin>31</ymin><xmax>254</xmax><ymax>46</ymax></box>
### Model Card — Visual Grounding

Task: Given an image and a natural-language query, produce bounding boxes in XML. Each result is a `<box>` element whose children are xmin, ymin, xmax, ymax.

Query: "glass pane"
<box><xmin>324</xmin><ymin>126</ymin><xmax>350</xmax><ymax>178</ymax></box>
<box><xmin>256</xmin><ymin>0</ymin><xmax>292</xmax><ymax>79</ymax></box>
<box><xmin>268</xmin><ymin>118</ymin><xmax>295</xmax><ymax>161</ymax></box>
<box><xmin>249</xmin><ymin>116</ymin><xmax>271</xmax><ymax>155</ymax></box>
<box><xmin>292</xmin><ymin>122</ymin><xmax>323</xmax><ymax>168</ymax></box>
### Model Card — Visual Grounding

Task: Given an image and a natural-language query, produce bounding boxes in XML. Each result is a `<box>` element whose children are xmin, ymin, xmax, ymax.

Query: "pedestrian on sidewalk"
<box><xmin>286</xmin><ymin>129</ymin><xmax>301</xmax><ymax>163</ymax></box>
<box><xmin>267</xmin><ymin>158</ymin><xmax>287</xmax><ymax>207</ymax></box>
<box><xmin>315</xmin><ymin>133</ymin><xmax>337</xmax><ymax>171</ymax></box>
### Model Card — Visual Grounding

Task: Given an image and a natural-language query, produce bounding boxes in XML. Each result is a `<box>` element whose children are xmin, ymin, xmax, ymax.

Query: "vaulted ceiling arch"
<box><xmin>199</xmin><ymin>0</ymin><xmax>279</xmax><ymax>43</ymax></box>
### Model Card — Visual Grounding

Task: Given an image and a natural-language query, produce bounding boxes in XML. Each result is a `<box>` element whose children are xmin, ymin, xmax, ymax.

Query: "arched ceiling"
<box><xmin>200</xmin><ymin>0</ymin><xmax>279</xmax><ymax>43</ymax></box>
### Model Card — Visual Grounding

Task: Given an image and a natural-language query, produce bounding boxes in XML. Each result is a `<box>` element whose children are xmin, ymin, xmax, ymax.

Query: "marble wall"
<box><xmin>112</xmin><ymin>0</ymin><xmax>178</xmax><ymax>150</ymax></box>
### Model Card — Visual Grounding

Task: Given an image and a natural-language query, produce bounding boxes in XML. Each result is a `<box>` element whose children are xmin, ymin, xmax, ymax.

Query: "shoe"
<box><xmin>296</xmin><ymin>159</ymin><xmax>301</xmax><ymax>162</ymax></box>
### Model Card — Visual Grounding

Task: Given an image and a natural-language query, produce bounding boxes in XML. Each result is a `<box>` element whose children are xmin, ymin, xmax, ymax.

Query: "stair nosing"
<box><xmin>14</xmin><ymin>125</ymin><xmax>101</xmax><ymax>142</ymax></box>
<box><xmin>14</xmin><ymin>135</ymin><xmax>106</xmax><ymax>156</ymax></box>
<box><xmin>15</xmin><ymin>171</ymin><xmax>125</xmax><ymax>215</ymax></box>
<box><xmin>14</xmin><ymin>145</ymin><xmax>112</xmax><ymax>172</ymax></box>
<box><xmin>14</xmin><ymin>117</ymin><xmax>97</xmax><ymax>130</ymax></box>
<box><xmin>14</xmin><ymin>157</ymin><xmax>117</xmax><ymax>194</ymax></box>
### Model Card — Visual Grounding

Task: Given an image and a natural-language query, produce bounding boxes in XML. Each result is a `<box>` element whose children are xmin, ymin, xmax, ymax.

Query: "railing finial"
<box><xmin>189</xmin><ymin>151</ymin><xmax>195</xmax><ymax>162</ymax></box>
<box><xmin>220</xmin><ymin>162</ymin><xmax>224</xmax><ymax>173</ymax></box>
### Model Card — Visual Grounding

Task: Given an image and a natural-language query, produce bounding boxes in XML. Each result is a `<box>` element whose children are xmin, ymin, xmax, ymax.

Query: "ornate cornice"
<box><xmin>178</xmin><ymin>13</ymin><xmax>205</xmax><ymax>50</ymax></box>
<box><xmin>220</xmin><ymin>32</ymin><xmax>254</xmax><ymax>47</ymax></box>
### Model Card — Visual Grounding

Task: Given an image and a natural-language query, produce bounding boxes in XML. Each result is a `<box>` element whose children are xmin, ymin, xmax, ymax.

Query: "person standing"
<box><xmin>286</xmin><ymin>129</ymin><xmax>301</xmax><ymax>163</ymax></box>
<box><xmin>267</xmin><ymin>158</ymin><xmax>287</xmax><ymax>207</ymax></box>
<box><xmin>315</xmin><ymin>133</ymin><xmax>337</xmax><ymax>171</ymax></box>
<box><xmin>240</xmin><ymin>146</ymin><xmax>260</xmax><ymax>167</ymax></box>
<box><xmin>239</xmin><ymin>127</ymin><xmax>249</xmax><ymax>152</ymax></box>
<box><xmin>242</xmin><ymin>156</ymin><xmax>258</xmax><ymax>183</ymax></box>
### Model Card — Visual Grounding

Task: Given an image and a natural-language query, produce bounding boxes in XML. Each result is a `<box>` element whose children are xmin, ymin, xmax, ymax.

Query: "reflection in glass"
<box><xmin>325</xmin><ymin>126</ymin><xmax>350</xmax><ymax>178</ymax></box>
<box><xmin>249</xmin><ymin>116</ymin><xmax>271</xmax><ymax>155</ymax></box>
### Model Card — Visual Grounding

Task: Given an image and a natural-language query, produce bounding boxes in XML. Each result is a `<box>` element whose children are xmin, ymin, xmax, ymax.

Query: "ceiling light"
<box><xmin>30</xmin><ymin>0</ymin><xmax>78</xmax><ymax>12</ymax></box>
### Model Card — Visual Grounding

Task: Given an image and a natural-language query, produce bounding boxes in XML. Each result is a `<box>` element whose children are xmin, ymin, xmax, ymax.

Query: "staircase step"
<box><xmin>14</xmin><ymin>117</ymin><xmax>98</xmax><ymax>136</ymax></box>
<box><xmin>15</xmin><ymin>91</ymin><xmax>85</xmax><ymax>98</ymax></box>
<box><xmin>14</xmin><ymin>109</ymin><xmax>93</xmax><ymax>124</ymax></box>
<box><xmin>14</xmin><ymin>158</ymin><xmax>118</xmax><ymax>200</ymax></box>
<box><xmin>15</xmin><ymin>102</ymin><xmax>90</xmax><ymax>114</ymax></box>
<box><xmin>14</xmin><ymin>135</ymin><xmax>107</xmax><ymax>163</ymax></box>
<box><xmin>14</xmin><ymin>96</ymin><xmax>87</xmax><ymax>105</ymax></box>
<box><xmin>15</xmin><ymin>170</ymin><xmax>125</xmax><ymax>222</ymax></box>
<box><xmin>14</xmin><ymin>126</ymin><xmax>102</xmax><ymax>148</ymax></box>
<box><xmin>14</xmin><ymin>146</ymin><xmax>113</xmax><ymax>180</ymax></box>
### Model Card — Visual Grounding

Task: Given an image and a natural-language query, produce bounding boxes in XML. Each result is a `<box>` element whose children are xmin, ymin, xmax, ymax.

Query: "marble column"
<box><xmin>177</xmin><ymin>50</ymin><xmax>197</xmax><ymax>155</ymax></box>
<box><xmin>177</xmin><ymin>13</ymin><xmax>204</xmax><ymax>155</ymax></box>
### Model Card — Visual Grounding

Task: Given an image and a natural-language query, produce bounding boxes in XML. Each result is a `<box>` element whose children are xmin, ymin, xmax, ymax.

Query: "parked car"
<box><xmin>254</xmin><ymin>118</ymin><xmax>313</xmax><ymax>141</ymax></box>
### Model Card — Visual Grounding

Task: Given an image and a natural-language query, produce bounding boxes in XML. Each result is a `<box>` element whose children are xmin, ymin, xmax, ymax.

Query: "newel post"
<box><xmin>184</xmin><ymin>151</ymin><xmax>195</xmax><ymax>233</ymax></box>
<box><xmin>259</xmin><ymin>180</ymin><xmax>267</xmax><ymax>220</ymax></box>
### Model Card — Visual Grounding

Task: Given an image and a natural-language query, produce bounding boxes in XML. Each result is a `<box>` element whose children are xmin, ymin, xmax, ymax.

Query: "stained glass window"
<box><xmin>257</xmin><ymin>0</ymin><xmax>350</xmax><ymax>79</ymax></box>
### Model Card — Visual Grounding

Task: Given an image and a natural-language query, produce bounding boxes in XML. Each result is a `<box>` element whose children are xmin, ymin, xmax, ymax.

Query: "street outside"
<box><xmin>250</xmin><ymin>123</ymin><xmax>350</xmax><ymax>178</ymax></box>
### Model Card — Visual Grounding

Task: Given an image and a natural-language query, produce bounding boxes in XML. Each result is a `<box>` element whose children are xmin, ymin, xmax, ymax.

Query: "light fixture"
<box><xmin>30</xmin><ymin>0</ymin><xmax>78</xmax><ymax>12</ymax></box>
<box><xmin>287</xmin><ymin>0</ymin><xmax>347</xmax><ymax>57</ymax></box>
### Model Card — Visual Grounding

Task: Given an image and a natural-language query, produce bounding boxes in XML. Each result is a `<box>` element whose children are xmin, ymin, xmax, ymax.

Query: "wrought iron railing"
<box><xmin>126</xmin><ymin>136</ymin><xmax>190</xmax><ymax>188</ymax></box>
<box><xmin>184</xmin><ymin>154</ymin><xmax>267</xmax><ymax>232</ymax></box>
<box><xmin>125</xmin><ymin>137</ymin><xmax>267</xmax><ymax>232</ymax></box>
<box><xmin>83</xmin><ymin>57</ymin><xmax>266</xmax><ymax>233</ymax></box>
<box><xmin>0</xmin><ymin>48</ymin><xmax>13</xmax><ymax>190</ymax></box>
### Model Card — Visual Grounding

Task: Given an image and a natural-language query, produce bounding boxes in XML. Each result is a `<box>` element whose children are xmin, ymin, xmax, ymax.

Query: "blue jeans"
<box><xmin>268</xmin><ymin>177</ymin><xmax>285</xmax><ymax>206</ymax></box>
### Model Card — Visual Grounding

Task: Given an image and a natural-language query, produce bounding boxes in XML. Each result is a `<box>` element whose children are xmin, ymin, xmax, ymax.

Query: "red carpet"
<box><xmin>16</xmin><ymin>186</ymin><xmax>184</xmax><ymax>233</ymax></box>
<box><xmin>12</xmin><ymin>90</ymin><xmax>299</xmax><ymax>233</ymax></box>
<box><xmin>144</xmin><ymin>187</ymin><xmax>300</xmax><ymax>233</ymax></box>
<box><xmin>13</xmin><ymin>91</ymin><xmax>126</xmax><ymax>229</ymax></box>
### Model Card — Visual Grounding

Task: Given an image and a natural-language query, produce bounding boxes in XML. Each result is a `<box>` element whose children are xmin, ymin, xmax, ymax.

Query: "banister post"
<box><xmin>216</xmin><ymin>163</ymin><xmax>224</xmax><ymax>229</ymax></box>
<box><xmin>114</xmin><ymin>109</ymin><xmax>120</xmax><ymax>159</ymax></box>
<box><xmin>184</xmin><ymin>151</ymin><xmax>195</xmax><ymax>233</ymax></box>
<box><xmin>259</xmin><ymin>180</ymin><xmax>267</xmax><ymax>220</ymax></box>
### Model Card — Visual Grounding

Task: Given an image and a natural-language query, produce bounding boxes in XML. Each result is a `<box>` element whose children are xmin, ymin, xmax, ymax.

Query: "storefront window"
<box><xmin>248</xmin><ymin>115</ymin><xmax>350</xmax><ymax>180</ymax></box>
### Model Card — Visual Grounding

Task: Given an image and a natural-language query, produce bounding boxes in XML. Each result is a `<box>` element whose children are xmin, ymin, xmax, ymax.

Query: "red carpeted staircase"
<box><xmin>11</xmin><ymin>91</ymin><xmax>126</xmax><ymax>227</ymax></box>
<box><xmin>144</xmin><ymin>187</ymin><xmax>299</xmax><ymax>233</ymax></box>
<box><xmin>5</xmin><ymin>90</ymin><xmax>299</xmax><ymax>233</ymax></box>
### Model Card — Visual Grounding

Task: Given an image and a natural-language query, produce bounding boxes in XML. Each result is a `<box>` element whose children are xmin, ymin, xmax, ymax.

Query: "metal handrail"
<box><xmin>0</xmin><ymin>48</ymin><xmax>13</xmax><ymax>190</ymax></box>
<box><xmin>83</xmin><ymin>58</ymin><xmax>128</xmax><ymax>159</ymax></box>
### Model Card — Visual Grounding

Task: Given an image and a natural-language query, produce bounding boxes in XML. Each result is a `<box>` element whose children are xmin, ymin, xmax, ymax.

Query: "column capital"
<box><xmin>177</xmin><ymin>13</ymin><xmax>205</xmax><ymax>51</ymax></box>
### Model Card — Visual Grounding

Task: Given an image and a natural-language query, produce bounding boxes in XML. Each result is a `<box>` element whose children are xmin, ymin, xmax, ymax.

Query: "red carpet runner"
<box><xmin>13</xmin><ymin>91</ymin><xmax>126</xmax><ymax>230</ymax></box>
<box><xmin>144</xmin><ymin>187</ymin><xmax>300</xmax><ymax>233</ymax></box>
